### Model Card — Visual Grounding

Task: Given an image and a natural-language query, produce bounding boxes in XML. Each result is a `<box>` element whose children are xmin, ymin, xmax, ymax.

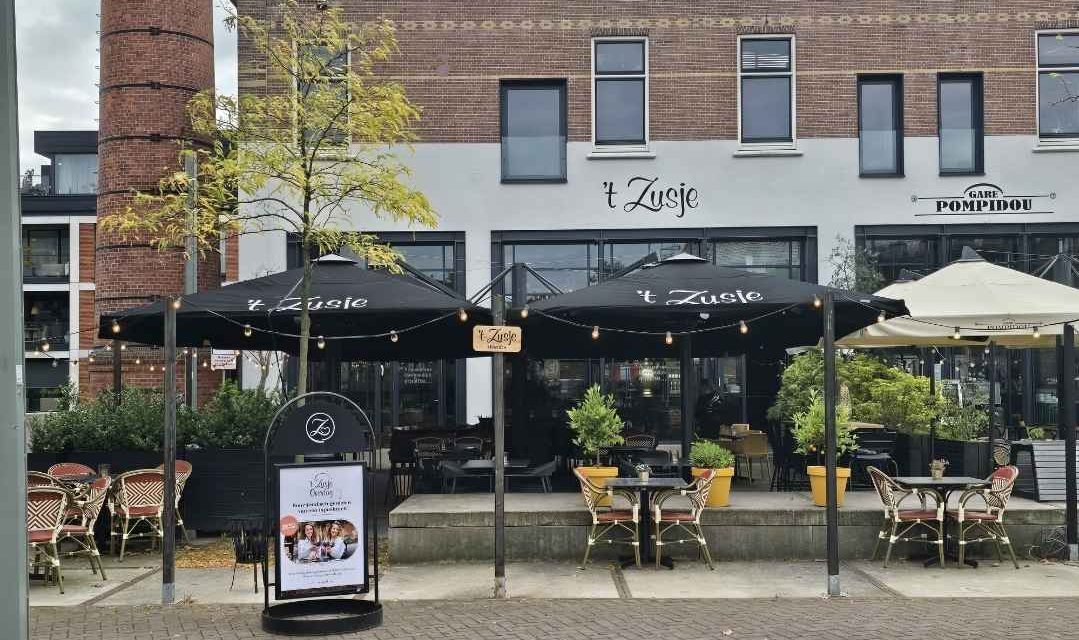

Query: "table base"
<box><xmin>618</xmin><ymin>554</ymin><xmax>674</xmax><ymax>570</ymax></box>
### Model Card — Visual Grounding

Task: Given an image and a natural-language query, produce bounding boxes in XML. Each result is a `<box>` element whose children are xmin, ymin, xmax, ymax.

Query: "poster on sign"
<box><xmin>210</xmin><ymin>349</ymin><xmax>238</xmax><ymax>370</ymax></box>
<box><xmin>275</xmin><ymin>462</ymin><xmax>368</xmax><ymax>599</ymax></box>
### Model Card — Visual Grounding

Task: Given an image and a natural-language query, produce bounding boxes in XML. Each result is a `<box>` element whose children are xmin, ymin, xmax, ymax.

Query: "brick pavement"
<box><xmin>30</xmin><ymin>598</ymin><xmax>1079</xmax><ymax>640</ymax></box>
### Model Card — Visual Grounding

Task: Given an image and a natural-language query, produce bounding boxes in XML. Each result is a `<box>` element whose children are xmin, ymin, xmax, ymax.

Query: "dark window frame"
<box><xmin>1036</xmin><ymin>32</ymin><xmax>1079</xmax><ymax>140</ymax></box>
<box><xmin>937</xmin><ymin>73</ymin><xmax>984</xmax><ymax>176</ymax></box>
<box><xmin>592</xmin><ymin>37</ymin><xmax>648</xmax><ymax>148</ymax></box>
<box><xmin>857</xmin><ymin>74</ymin><xmax>905</xmax><ymax>178</ymax></box>
<box><xmin>499</xmin><ymin>79</ymin><xmax>568</xmax><ymax>184</ymax></box>
<box><xmin>738</xmin><ymin>35</ymin><xmax>796</xmax><ymax>145</ymax></box>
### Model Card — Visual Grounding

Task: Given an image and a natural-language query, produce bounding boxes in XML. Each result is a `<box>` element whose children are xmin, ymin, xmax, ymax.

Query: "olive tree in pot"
<box><xmin>689</xmin><ymin>440</ymin><xmax>736</xmax><ymax>507</ymax></box>
<box><xmin>567</xmin><ymin>385</ymin><xmax>625</xmax><ymax>501</ymax></box>
<box><xmin>792</xmin><ymin>391</ymin><xmax>859</xmax><ymax>507</ymax></box>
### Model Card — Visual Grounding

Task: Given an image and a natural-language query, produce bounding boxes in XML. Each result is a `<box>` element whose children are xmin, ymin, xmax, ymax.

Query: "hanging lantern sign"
<box><xmin>472</xmin><ymin>325</ymin><xmax>522</xmax><ymax>353</ymax></box>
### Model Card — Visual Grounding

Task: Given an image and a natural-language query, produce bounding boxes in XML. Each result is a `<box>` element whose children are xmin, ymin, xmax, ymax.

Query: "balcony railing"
<box><xmin>24</xmin><ymin>252</ymin><xmax>70</xmax><ymax>281</ymax></box>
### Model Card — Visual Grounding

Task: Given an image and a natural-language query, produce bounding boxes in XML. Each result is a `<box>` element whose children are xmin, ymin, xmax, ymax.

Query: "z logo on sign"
<box><xmin>305</xmin><ymin>412</ymin><xmax>336</xmax><ymax>444</ymax></box>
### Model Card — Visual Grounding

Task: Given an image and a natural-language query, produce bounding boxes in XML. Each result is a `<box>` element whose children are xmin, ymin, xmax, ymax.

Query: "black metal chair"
<box><xmin>440</xmin><ymin>461</ymin><xmax>489</xmax><ymax>494</ymax></box>
<box><xmin>850</xmin><ymin>428</ymin><xmax>899</xmax><ymax>489</ymax></box>
<box><xmin>506</xmin><ymin>460</ymin><xmax>557</xmax><ymax>493</ymax></box>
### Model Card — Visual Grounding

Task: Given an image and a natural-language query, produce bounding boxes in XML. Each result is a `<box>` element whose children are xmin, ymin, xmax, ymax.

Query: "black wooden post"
<box><xmin>680</xmin><ymin>335</ymin><xmax>694</xmax><ymax>479</ymax></box>
<box><xmin>1063</xmin><ymin>324</ymin><xmax>1077</xmax><ymax>559</ymax></box>
<box><xmin>162</xmin><ymin>298</ymin><xmax>177</xmax><ymax>604</ymax></box>
<box><xmin>492</xmin><ymin>277</ymin><xmax>507</xmax><ymax>598</ymax></box>
<box><xmin>823</xmin><ymin>292</ymin><xmax>840</xmax><ymax>596</ymax></box>
<box><xmin>988</xmin><ymin>343</ymin><xmax>1000</xmax><ymax>473</ymax></box>
<box><xmin>923</xmin><ymin>348</ymin><xmax>936</xmax><ymax>463</ymax></box>
<box><xmin>112</xmin><ymin>338</ymin><xmax>122</xmax><ymax>404</ymax></box>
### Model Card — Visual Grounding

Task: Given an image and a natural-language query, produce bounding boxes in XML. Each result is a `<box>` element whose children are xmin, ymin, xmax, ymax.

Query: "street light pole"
<box><xmin>0</xmin><ymin>0</ymin><xmax>29</xmax><ymax>635</ymax></box>
<box><xmin>823</xmin><ymin>292</ymin><xmax>840</xmax><ymax>597</ymax></box>
<box><xmin>162</xmin><ymin>298</ymin><xmax>178</xmax><ymax>604</ymax></box>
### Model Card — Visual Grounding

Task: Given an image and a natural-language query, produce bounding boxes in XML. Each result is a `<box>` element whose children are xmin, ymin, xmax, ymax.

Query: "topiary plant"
<box><xmin>791</xmin><ymin>391</ymin><xmax>858</xmax><ymax>460</ymax></box>
<box><xmin>566</xmin><ymin>384</ymin><xmax>625</xmax><ymax>466</ymax></box>
<box><xmin>689</xmin><ymin>440</ymin><xmax>735</xmax><ymax>469</ymax></box>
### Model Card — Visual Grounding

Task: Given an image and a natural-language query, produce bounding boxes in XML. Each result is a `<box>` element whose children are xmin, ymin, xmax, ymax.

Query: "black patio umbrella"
<box><xmin>98</xmin><ymin>254</ymin><xmax>491</xmax><ymax>360</ymax></box>
<box><xmin>516</xmin><ymin>254</ymin><xmax>908</xmax><ymax>358</ymax></box>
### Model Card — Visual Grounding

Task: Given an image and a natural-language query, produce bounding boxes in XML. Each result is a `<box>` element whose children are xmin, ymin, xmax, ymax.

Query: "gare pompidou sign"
<box><xmin>912</xmin><ymin>182</ymin><xmax>1055</xmax><ymax>217</ymax></box>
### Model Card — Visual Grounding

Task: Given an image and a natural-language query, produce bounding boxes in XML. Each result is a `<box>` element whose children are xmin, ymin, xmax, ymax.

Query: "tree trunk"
<box><xmin>296</xmin><ymin>233</ymin><xmax>312</xmax><ymax>397</ymax></box>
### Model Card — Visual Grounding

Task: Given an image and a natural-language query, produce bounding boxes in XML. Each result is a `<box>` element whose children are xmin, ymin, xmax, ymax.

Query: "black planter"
<box><xmin>180</xmin><ymin>449</ymin><xmax>265</xmax><ymax>532</ymax></box>
<box><xmin>932</xmin><ymin>439</ymin><xmax>992</xmax><ymax>479</ymax></box>
<box><xmin>895</xmin><ymin>432</ymin><xmax>931</xmax><ymax>476</ymax></box>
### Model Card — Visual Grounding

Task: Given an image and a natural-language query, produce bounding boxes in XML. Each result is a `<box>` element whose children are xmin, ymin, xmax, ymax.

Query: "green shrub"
<box><xmin>935</xmin><ymin>389</ymin><xmax>989</xmax><ymax>442</ymax></box>
<box><xmin>567</xmin><ymin>385</ymin><xmax>624</xmax><ymax>466</ymax></box>
<box><xmin>791</xmin><ymin>391</ymin><xmax>858</xmax><ymax>458</ymax></box>
<box><xmin>29</xmin><ymin>382</ymin><xmax>279</xmax><ymax>453</ymax></box>
<box><xmin>689</xmin><ymin>440</ymin><xmax>735</xmax><ymax>469</ymax></box>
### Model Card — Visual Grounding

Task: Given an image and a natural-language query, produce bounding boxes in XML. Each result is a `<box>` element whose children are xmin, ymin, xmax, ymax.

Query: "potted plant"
<box><xmin>689</xmin><ymin>440</ymin><xmax>736</xmax><ymax>507</ymax></box>
<box><xmin>792</xmin><ymin>391</ymin><xmax>858</xmax><ymax>507</ymax></box>
<box><xmin>567</xmin><ymin>385</ymin><xmax>625</xmax><ymax>503</ymax></box>
<box><xmin>934</xmin><ymin>389</ymin><xmax>992</xmax><ymax>478</ymax></box>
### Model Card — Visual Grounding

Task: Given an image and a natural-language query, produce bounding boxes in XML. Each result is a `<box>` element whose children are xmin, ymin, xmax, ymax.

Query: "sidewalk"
<box><xmin>31</xmin><ymin>597</ymin><xmax>1079</xmax><ymax>640</ymax></box>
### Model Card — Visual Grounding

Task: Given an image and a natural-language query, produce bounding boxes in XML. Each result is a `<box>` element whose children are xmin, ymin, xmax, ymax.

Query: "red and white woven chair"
<box><xmin>867</xmin><ymin>466</ymin><xmax>946</xmax><ymax>567</ymax></box>
<box><xmin>27</xmin><ymin>487</ymin><xmax>70</xmax><ymax>593</ymax></box>
<box><xmin>948</xmin><ymin>465</ymin><xmax>1021</xmax><ymax>569</ymax></box>
<box><xmin>652</xmin><ymin>469</ymin><xmax>716</xmax><ymax>570</ymax></box>
<box><xmin>109</xmin><ymin>469</ymin><xmax>165</xmax><ymax>560</ymax></box>
<box><xmin>47</xmin><ymin>462</ymin><xmax>95</xmax><ymax>478</ymax></box>
<box><xmin>157</xmin><ymin>460</ymin><xmax>193</xmax><ymax>543</ymax></box>
<box><xmin>27</xmin><ymin>471</ymin><xmax>61</xmax><ymax>488</ymax></box>
<box><xmin>573</xmin><ymin>468</ymin><xmax>641</xmax><ymax>568</ymax></box>
<box><xmin>59</xmin><ymin>476</ymin><xmax>111</xmax><ymax>579</ymax></box>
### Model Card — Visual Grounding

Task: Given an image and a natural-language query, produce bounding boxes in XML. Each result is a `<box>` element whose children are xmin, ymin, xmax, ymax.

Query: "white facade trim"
<box><xmin>21</xmin><ymin>215</ymin><xmax>95</xmax><ymax>225</ymax></box>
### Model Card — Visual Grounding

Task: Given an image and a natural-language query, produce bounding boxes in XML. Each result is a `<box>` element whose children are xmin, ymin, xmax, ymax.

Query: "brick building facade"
<box><xmin>235</xmin><ymin>2</ymin><xmax>1079</xmax><ymax>437</ymax></box>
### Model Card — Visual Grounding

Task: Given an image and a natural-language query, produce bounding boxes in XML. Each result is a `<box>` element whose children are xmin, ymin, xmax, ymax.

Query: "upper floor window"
<box><xmin>53</xmin><ymin>154</ymin><xmax>97</xmax><ymax>194</ymax></box>
<box><xmin>1037</xmin><ymin>32</ymin><xmax>1079</xmax><ymax>142</ymax></box>
<box><xmin>500</xmin><ymin>80</ymin><xmax>567</xmax><ymax>182</ymax></box>
<box><xmin>938</xmin><ymin>74</ymin><xmax>984</xmax><ymax>175</ymax></box>
<box><xmin>592</xmin><ymin>38</ymin><xmax>648</xmax><ymax>151</ymax></box>
<box><xmin>296</xmin><ymin>44</ymin><xmax>350</xmax><ymax>146</ymax></box>
<box><xmin>858</xmin><ymin>75</ymin><xmax>904</xmax><ymax>177</ymax></box>
<box><xmin>738</xmin><ymin>36</ymin><xmax>795</xmax><ymax>148</ymax></box>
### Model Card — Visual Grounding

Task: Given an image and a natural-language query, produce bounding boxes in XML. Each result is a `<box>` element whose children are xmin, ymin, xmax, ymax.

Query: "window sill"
<box><xmin>1033</xmin><ymin>140</ymin><xmax>1079</xmax><ymax>152</ymax></box>
<box><xmin>587</xmin><ymin>149</ymin><xmax>656</xmax><ymax>160</ymax></box>
<box><xmin>501</xmin><ymin>177</ymin><xmax>568</xmax><ymax>184</ymax></box>
<box><xmin>733</xmin><ymin>147</ymin><xmax>802</xmax><ymax>158</ymax></box>
<box><xmin>939</xmin><ymin>171</ymin><xmax>985</xmax><ymax>177</ymax></box>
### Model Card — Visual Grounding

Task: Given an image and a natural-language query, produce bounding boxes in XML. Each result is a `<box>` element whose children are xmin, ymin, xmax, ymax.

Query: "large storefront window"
<box><xmin>503</xmin><ymin>242</ymin><xmax>599</xmax><ymax>302</ymax></box>
<box><xmin>714</xmin><ymin>239</ymin><xmax>803</xmax><ymax>279</ymax></box>
<box><xmin>863</xmin><ymin>237</ymin><xmax>939</xmax><ymax>284</ymax></box>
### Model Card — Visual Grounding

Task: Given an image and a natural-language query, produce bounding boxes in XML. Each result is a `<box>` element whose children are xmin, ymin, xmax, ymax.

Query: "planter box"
<box><xmin>1011</xmin><ymin>439</ymin><xmax>1079</xmax><ymax>501</ymax></box>
<box><xmin>181</xmin><ymin>449</ymin><xmax>265</xmax><ymax>532</ymax></box>
<box><xmin>932</xmin><ymin>439</ymin><xmax>992</xmax><ymax>479</ymax></box>
<box><xmin>895</xmin><ymin>433</ymin><xmax>931</xmax><ymax>476</ymax></box>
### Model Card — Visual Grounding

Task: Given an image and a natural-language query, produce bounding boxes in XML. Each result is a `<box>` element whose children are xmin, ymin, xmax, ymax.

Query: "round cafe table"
<box><xmin>605</xmin><ymin>476</ymin><xmax>687</xmax><ymax>569</ymax></box>
<box><xmin>894</xmin><ymin>476</ymin><xmax>989</xmax><ymax>568</ymax></box>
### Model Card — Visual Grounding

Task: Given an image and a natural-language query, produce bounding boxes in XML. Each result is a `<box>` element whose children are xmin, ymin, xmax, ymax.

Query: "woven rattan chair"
<box><xmin>948</xmin><ymin>465</ymin><xmax>1021</xmax><ymax>569</ymax></box>
<box><xmin>27</xmin><ymin>487</ymin><xmax>69</xmax><ymax>592</ymax></box>
<box><xmin>47</xmin><ymin>462</ymin><xmax>95</xmax><ymax>477</ymax></box>
<box><xmin>867</xmin><ymin>466</ymin><xmax>945</xmax><ymax>567</ymax></box>
<box><xmin>157</xmin><ymin>460</ymin><xmax>193</xmax><ymax>543</ymax></box>
<box><xmin>27</xmin><ymin>471</ymin><xmax>62</xmax><ymax>488</ymax></box>
<box><xmin>652</xmin><ymin>469</ymin><xmax>716</xmax><ymax>569</ymax></box>
<box><xmin>992</xmin><ymin>441</ymin><xmax>1012</xmax><ymax>468</ymax></box>
<box><xmin>573</xmin><ymin>468</ymin><xmax>640</xmax><ymax>568</ymax></box>
<box><xmin>624</xmin><ymin>433</ymin><xmax>657</xmax><ymax>450</ymax></box>
<box><xmin>109</xmin><ymin>469</ymin><xmax>165</xmax><ymax>560</ymax></box>
<box><xmin>59</xmin><ymin>476</ymin><xmax>110</xmax><ymax>579</ymax></box>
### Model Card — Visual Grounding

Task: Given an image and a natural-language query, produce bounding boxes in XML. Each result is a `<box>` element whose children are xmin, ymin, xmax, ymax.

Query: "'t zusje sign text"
<box><xmin>473</xmin><ymin>325</ymin><xmax>522</xmax><ymax>353</ymax></box>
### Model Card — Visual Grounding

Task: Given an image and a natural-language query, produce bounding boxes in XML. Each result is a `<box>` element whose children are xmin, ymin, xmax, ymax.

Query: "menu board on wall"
<box><xmin>275</xmin><ymin>462</ymin><xmax>368</xmax><ymax>599</ymax></box>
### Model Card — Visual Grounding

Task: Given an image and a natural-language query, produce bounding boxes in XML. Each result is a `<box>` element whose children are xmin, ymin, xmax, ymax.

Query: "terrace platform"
<box><xmin>389</xmin><ymin>490</ymin><xmax>1065</xmax><ymax>563</ymax></box>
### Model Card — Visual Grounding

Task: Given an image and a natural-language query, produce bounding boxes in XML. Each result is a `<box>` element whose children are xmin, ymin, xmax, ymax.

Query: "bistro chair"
<box><xmin>652</xmin><ymin>470</ymin><xmax>716</xmax><ymax>570</ymax></box>
<box><xmin>850</xmin><ymin>428</ymin><xmax>899</xmax><ymax>489</ymax></box>
<box><xmin>866</xmin><ymin>466</ymin><xmax>946</xmax><ymax>567</ymax></box>
<box><xmin>28</xmin><ymin>471</ymin><xmax>62</xmax><ymax>488</ymax></box>
<box><xmin>993</xmin><ymin>440</ymin><xmax>1012</xmax><ymax>468</ymax></box>
<box><xmin>573</xmin><ymin>468</ymin><xmax>640</xmax><ymax>568</ymax></box>
<box><xmin>59</xmin><ymin>476</ymin><xmax>110</xmax><ymax>579</ymax></box>
<box><xmin>506</xmin><ymin>460</ymin><xmax>557</xmax><ymax>493</ymax></box>
<box><xmin>109</xmin><ymin>469</ymin><xmax>165</xmax><ymax>560</ymax></box>
<box><xmin>47</xmin><ymin>462</ymin><xmax>95</xmax><ymax>478</ymax></box>
<box><xmin>624</xmin><ymin>433</ymin><xmax>657</xmax><ymax>450</ymax></box>
<box><xmin>157</xmin><ymin>460</ymin><xmax>193</xmax><ymax>543</ymax></box>
<box><xmin>440</xmin><ymin>460</ymin><xmax>489</xmax><ymax>494</ymax></box>
<box><xmin>27</xmin><ymin>487</ymin><xmax>69</xmax><ymax>593</ymax></box>
<box><xmin>948</xmin><ymin>465</ymin><xmax>1021</xmax><ymax>569</ymax></box>
<box><xmin>413</xmin><ymin>436</ymin><xmax>445</xmax><ymax>492</ymax></box>
<box><xmin>732</xmin><ymin>431</ymin><xmax>771</xmax><ymax>483</ymax></box>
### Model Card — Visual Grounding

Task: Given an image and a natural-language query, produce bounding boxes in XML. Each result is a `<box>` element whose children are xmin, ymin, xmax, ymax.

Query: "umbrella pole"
<box><xmin>823</xmin><ymin>292</ymin><xmax>840</xmax><ymax>597</ymax></box>
<box><xmin>680</xmin><ymin>335</ymin><xmax>694</xmax><ymax>480</ymax></box>
<box><xmin>162</xmin><ymin>298</ymin><xmax>177</xmax><ymax>605</ymax></box>
<box><xmin>1062</xmin><ymin>324</ymin><xmax>1077</xmax><ymax>560</ymax></box>
<box><xmin>492</xmin><ymin>285</ymin><xmax>506</xmax><ymax>598</ymax></box>
<box><xmin>925</xmin><ymin>349</ymin><xmax>935</xmax><ymax>464</ymax></box>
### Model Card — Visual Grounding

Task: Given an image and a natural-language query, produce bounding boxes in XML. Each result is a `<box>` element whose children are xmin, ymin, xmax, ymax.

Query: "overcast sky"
<box><xmin>14</xmin><ymin>0</ymin><xmax>238</xmax><ymax>175</ymax></box>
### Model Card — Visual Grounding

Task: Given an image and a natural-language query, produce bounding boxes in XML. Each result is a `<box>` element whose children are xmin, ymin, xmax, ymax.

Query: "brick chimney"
<box><xmin>93</xmin><ymin>0</ymin><xmax>221</xmax><ymax>398</ymax></box>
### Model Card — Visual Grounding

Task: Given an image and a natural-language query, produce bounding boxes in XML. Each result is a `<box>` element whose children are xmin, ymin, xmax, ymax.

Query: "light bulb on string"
<box><xmin>120</xmin><ymin>343</ymin><xmax>127</xmax><ymax>351</ymax></box>
<box><xmin>135</xmin><ymin>357</ymin><xmax>141</xmax><ymax>365</ymax></box>
<box><xmin>111</xmin><ymin>319</ymin><xmax>120</xmax><ymax>334</ymax></box>
<box><xmin>877</xmin><ymin>311</ymin><xmax>886</xmax><ymax>323</ymax></box>
<box><xmin>1033</xmin><ymin>326</ymin><xmax>1041</xmax><ymax>339</ymax></box>
<box><xmin>591</xmin><ymin>326</ymin><xmax>600</xmax><ymax>340</ymax></box>
<box><xmin>812</xmin><ymin>295</ymin><xmax>822</xmax><ymax>309</ymax></box>
<box><xmin>317</xmin><ymin>335</ymin><xmax>326</xmax><ymax>350</ymax></box>
<box><xmin>182</xmin><ymin>347</ymin><xmax>189</xmax><ymax>356</ymax></box>
<box><xmin>202</xmin><ymin>359</ymin><xmax>208</xmax><ymax>368</ymax></box>
<box><xmin>664</xmin><ymin>331</ymin><xmax>674</xmax><ymax>346</ymax></box>
<box><xmin>520</xmin><ymin>305</ymin><xmax>529</xmax><ymax>319</ymax></box>
<box><xmin>390</xmin><ymin>330</ymin><xmax>399</xmax><ymax>343</ymax></box>
<box><xmin>50</xmin><ymin>359</ymin><xmax>58</xmax><ymax>369</ymax></box>
<box><xmin>171</xmin><ymin>298</ymin><xmax>181</xmax><ymax>310</ymax></box>
<box><xmin>952</xmin><ymin>327</ymin><xmax>961</xmax><ymax>340</ymax></box>
<box><xmin>243</xmin><ymin>324</ymin><xmax>253</xmax><ymax>338</ymax></box>
<box><xmin>89</xmin><ymin>354</ymin><xmax>95</xmax><ymax>363</ymax></box>
<box><xmin>105</xmin><ymin>343</ymin><xmax>112</xmax><ymax>351</ymax></box>
<box><xmin>149</xmin><ymin>364</ymin><xmax>155</xmax><ymax>372</ymax></box>
<box><xmin>458</xmin><ymin>308</ymin><xmax>468</xmax><ymax>322</ymax></box>
<box><xmin>41</xmin><ymin>340</ymin><xmax>50</xmax><ymax>352</ymax></box>
<box><xmin>739</xmin><ymin>320</ymin><xmax>749</xmax><ymax>334</ymax></box>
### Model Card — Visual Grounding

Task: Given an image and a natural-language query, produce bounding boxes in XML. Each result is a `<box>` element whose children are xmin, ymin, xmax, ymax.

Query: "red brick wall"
<box><xmin>236</xmin><ymin>1</ymin><xmax>1074</xmax><ymax>142</ymax></box>
<box><xmin>79</xmin><ymin>223</ymin><xmax>95</xmax><ymax>282</ymax></box>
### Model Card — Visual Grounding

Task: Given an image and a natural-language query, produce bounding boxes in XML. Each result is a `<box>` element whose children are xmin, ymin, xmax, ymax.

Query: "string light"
<box><xmin>171</xmin><ymin>298</ymin><xmax>182</xmax><ymax>310</ymax></box>
<box><xmin>591</xmin><ymin>325</ymin><xmax>600</xmax><ymax>340</ymax></box>
<box><xmin>135</xmin><ymin>357</ymin><xmax>141</xmax><ymax>365</ymax></box>
<box><xmin>812</xmin><ymin>295</ymin><xmax>822</xmax><ymax>309</ymax></box>
<box><xmin>317</xmin><ymin>335</ymin><xmax>326</xmax><ymax>350</ymax></box>
<box><xmin>105</xmin><ymin>343</ymin><xmax>112</xmax><ymax>351</ymax></box>
<box><xmin>877</xmin><ymin>311</ymin><xmax>886</xmax><ymax>323</ymax></box>
<box><xmin>458</xmin><ymin>308</ymin><xmax>468</xmax><ymax>322</ymax></box>
<box><xmin>952</xmin><ymin>327</ymin><xmax>961</xmax><ymax>340</ymax></box>
<box><xmin>520</xmin><ymin>305</ymin><xmax>529</xmax><ymax>319</ymax></box>
<box><xmin>149</xmin><ymin>364</ymin><xmax>156</xmax><ymax>372</ymax></box>
<box><xmin>202</xmin><ymin>359</ymin><xmax>208</xmax><ymax>368</ymax></box>
<box><xmin>50</xmin><ymin>359</ymin><xmax>58</xmax><ymax>369</ymax></box>
<box><xmin>40</xmin><ymin>340</ymin><xmax>50</xmax><ymax>352</ymax></box>
<box><xmin>390</xmin><ymin>330</ymin><xmax>399</xmax><ymax>343</ymax></box>
<box><xmin>182</xmin><ymin>347</ymin><xmax>189</xmax><ymax>356</ymax></box>
<box><xmin>89</xmin><ymin>354</ymin><xmax>95</xmax><ymax>363</ymax></box>
<box><xmin>664</xmin><ymin>331</ymin><xmax>673</xmax><ymax>346</ymax></box>
<box><xmin>1033</xmin><ymin>326</ymin><xmax>1041</xmax><ymax>339</ymax></box>
<box><xmin>111</xmin><ymin>319</ymin><xmax>121</xmax><ymax>334</ymax></box>
<box><xmin>739</xmin><ymin>320</ymin><xmax>749</xmax><ymax>334</ymax></box>
<box><xmin>243</xmin><ymin>324</ymin><xmax>253</xmax><ymax>338</ymax></box>
<box><xmin>120</xmin><ymin>344</ymin><xmax>127</xmax><ymax>351</ymax></box>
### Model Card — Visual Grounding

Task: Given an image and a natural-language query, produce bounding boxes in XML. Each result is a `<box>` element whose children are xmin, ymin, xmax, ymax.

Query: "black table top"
<box><xmin>894</xmin><ymin>476</ymin><xmax>987</xmax><ymax>488</ymax></box>
<box><xmin>605</xmin><ymin>477</ymin><xmax>687</xmax><ymax>490</ymax></box>
<box><xmin>462</xmin><ymin>458</ymin><xmax>531</xmax><ymax>470</ymax></box>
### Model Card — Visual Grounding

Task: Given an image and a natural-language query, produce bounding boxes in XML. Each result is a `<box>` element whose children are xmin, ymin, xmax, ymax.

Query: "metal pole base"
<box><xmin>494</xmin><ymin>575</ymin><xmax>507</xmax><ymax>599</ymax></box>
<box><xmin>162</xmin><ymin>582</ymin><xmax>175</xmax><ymax>605</ymax></box>
<box><xmin>1069</xmin><ymin>544</ymin><xmax>1078</xmax><ymax>562</ymax></box>
<box><xmin>262</xmin><ymin>600</ymin><xmax>382</xmax><ymax>635</ymax></box>
<box><xmin>826</xmin><ymin>574</ymin><xmax>841</xmax><ymax>597</ymax></box>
